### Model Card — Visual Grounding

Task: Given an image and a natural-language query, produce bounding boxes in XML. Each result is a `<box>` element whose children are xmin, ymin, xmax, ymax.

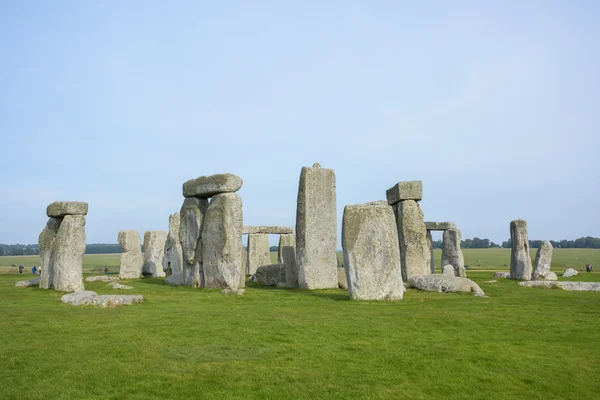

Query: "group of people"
<box><xmin>17</xmin><ymin>264</ymin><xmax>41</xmax><ymax>274</ymax></box>
<box><xmin>586</xmin><ymin>264</ymin><xmax>594</xmax><ymax>273</ymax></box>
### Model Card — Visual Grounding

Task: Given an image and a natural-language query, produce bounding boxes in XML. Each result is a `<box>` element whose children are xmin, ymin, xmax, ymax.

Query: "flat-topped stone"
<box><xmin>85</xmin><ymin>276</ymin><xmax>118</xmax><ymax>282</ymax></box>
<box><xmin>15</xmin><ymin>276</ymin><xmax>41</xmax><ymax>287</ymax></box>
<box><xmin>47</xmin><ymin>201</ymin><xmax>88</xmax><ymax>217</ymax></box>
<box><xmin>61</xmin><ymin>291</ymin><xmax>144</xmax><ymax>307</ymax></box>
<box><xmin>425</xmin><ymin>222</ymin><xmax>457</xmax><ymax>231</ymax></box>
<box><xmin>518</xmin><ymin>281</ymin><xmax>600</xmax><ymax>292</ymax></box>
<box><xmin>408</xmin><ymin>274</ymin><xmax>485</xmax><ymax>297</ymax></box>
<box><xmin>242</xmin><ymin>226</ymin><xmax>293</xmax><ymax>235</ymax></box>
<box><xmin>386</xmin><ymin>181</ymin><xmax>422</xmax><ymax>205</ymax></box>
<box><xmin>183</xmin><ymin>173</ymin><xmax>243</xmax><ymax>198</ymax></box>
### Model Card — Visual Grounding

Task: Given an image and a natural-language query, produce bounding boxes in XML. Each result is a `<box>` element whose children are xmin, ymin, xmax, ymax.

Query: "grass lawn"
<box><xmin>1</xmin><ymin>266</ymin><xmax>600</xmax><ymax>399</ymax></box>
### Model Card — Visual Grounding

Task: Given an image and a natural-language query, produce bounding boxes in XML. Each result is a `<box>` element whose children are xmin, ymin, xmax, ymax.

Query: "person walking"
<box><xmin>31</xmin><ymin>265</ymin><xmax>36</xmax><ymax>274</ymax></box>
<box><xmin>104</xmin><ymin>264</ymin><xmax>109</xmax><ymax>273</ymax></box>
<box><xmin>18</xmin><ymin>264</ymin><xmax>23</xmax><ymax>274</ymax></box>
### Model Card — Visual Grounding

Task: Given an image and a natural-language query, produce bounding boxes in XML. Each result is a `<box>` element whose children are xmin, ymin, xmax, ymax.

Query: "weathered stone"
<box><xmin>221</xmin><ymin>288</ymin><xmax>246</xmax><ymax>296</ymax></box>
<box><xmin>247</xmin><ymin>233</ymin><xmax>271</xmax><ymax>276</ymax></box>
<box><xmin>442</xmin><ymin>265</ymin><xmax>455</xmax><ymax>277</ymax></box>
<box><xmin>53</xmin><ymin>215</ymin><xmax>85</xmax><ymax>292</ymax></box>
<box><xmin>106</xmin><ymin>282</ymin><xmax>134</xmax><ymax>290</ymax></box>
<box><xmin>118</xmin><ymin>230</ymin><xmax>143</xmax><ymax>279</ymax></box>
<box><xmin>510</xmin><ymin>220</ymin><xmax>532</xmax><ymax>280</ymax></box>
<box><xmin>493</xmin><ymin>272</ymin><xmax>510</xmax><ymax>278</ymax></box>
<box><xmin>337</xmin><ymin>267</ymin><xmax>348</xmax><ymax>290</ymax></box>
<box><xmin>202</xmin><ymin>193</ymin><xmax>243</xmax><ymax>289</ymax></box>
<box><xmin>278</xmin><ymin>233</ymin><xmax>297</xmax><ymax>288</ymax></box>
<box><xmin>386</xmin><ymin>181</ymin><xmax>422</xmax><ymax>205</ymax></box>
<box><xmin>183</xmin><ymin>173</ymin><xmax>243</xmax><ymax>198</ymax></box>
<box><xmin>394</xmin><ymin>200</ymin><xmax>430</xmax><ymax>281</ymax></box>
<box><xmin>484</xmin><ymin>280</ymin><xmax>498</xmax><ymax>284</ymax></box>
<box><xmin>518</xmin><ymin>281</ymin><xmax>600</xmax><ymax>292</ymax></box>
<box><xmin>46</xmin><ymin>201</ymin><xmax>88</xmax><ymax>217</ymax></box>
<box><xmin>408</xmin><ymin>274</ymin><xmax>485</xmax><ymax>297</ymax></box>
<box><xmin>254</xmin><ymin>264</ymin><xmax>285</xmax><ymax>286</ymax></box>
<box><xmin>85</xmin><ymin>276</ymin><xmax>118</xmax><ymax>282</ymax></box>
<box><xmin>426</xmin><ymin>230</ymin><xmax>434</xmax><ymax>274</ymax></box>
<box><xmin>441</xmin><ymin>229</ymin><xmax>465</xmax><ymax>277</ymax></box>
<box><xmin>61</xmin><ymin>291</ymin><xmax>144</xmax><ymax>306</ymax></box>
<box><xmin>61</xmin><ymin>291</ymin><xmax>98</xmax><ymax>306</ymax></box>
<box><xmin>39</xmin><ymin>217</ymin><xmax>61</xmax><ymax>289</ymax></box>
<box><xmin>142</xmin><ymin>231</ymin><xmax>167</xmax><ymax>278</ymax></box>
<box><xmin>162</xmin><ymin>213</ymin><xmax>184</xmax><ymax>285</ymax></box>
<box><xmin>296</xmin><ymin>163</ymin><xmax>338</xmax><ymax>289</ymax></box>
<box><xmin>424</xmin><ymin>222</ymin><xmax>457</xmax><ymax>231</ymax></box>
<box><xmin>243</xmin><ymin>226</ymin><xmax>293</xmax><ymax>235</ymax></box>
<box><xmin>240</xmin><ymin>244</ymin><xmax>247</xmax><ymax>288</ymax></box>
<box><xmin>16</xmin><ymin>276</ymin><xmax>41</xmax><ymax>287</ymax></box>
<box><xmin>179</xmin><ymin>197</ymin><xmax>208</xmax><ymax>287</ymax></box>
<box><xmin>562</xmin><ymin>268</ymin><xmax>578</xmax><ymax>277</ymax></box>
<box><xmin>342</xmin><ymin>202</ymin><xmax>403</xmax><ymax>301</ymax></box>
<box><xmin>532</xmin><ymin>241</ymin><xmax>554</xmax><ymax>280</ymax></box>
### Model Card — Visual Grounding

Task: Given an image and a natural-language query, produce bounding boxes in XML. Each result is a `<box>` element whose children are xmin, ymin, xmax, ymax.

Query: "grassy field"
<box><xmin>1</xmin><ymin>269</ymin><xmax>599</xmax><ymax>399</ymax></box>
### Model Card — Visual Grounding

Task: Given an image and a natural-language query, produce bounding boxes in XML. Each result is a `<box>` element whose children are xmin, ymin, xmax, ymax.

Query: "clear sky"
<box><xmin>1</xmin><ymin>0</ymin><xmax>599</xmax><ymax>247</ymax></box>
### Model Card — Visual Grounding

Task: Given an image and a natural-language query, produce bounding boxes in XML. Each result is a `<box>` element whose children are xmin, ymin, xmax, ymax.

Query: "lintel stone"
<box><xmin>424</xmin><ymin>221</ymin><xmax>457</xmax><ymax>231</ymax></box>
<box><xmin>242</xmin><ymin>226</ymin><xmax>293</xmax><ymax>235</ymax></box>
<box><xmin>47</xmin><ymin>201</ymin><xmax>88</xmax><ymax>217</ymax></box>
<box><xmin>386</xmin><ymin>181</ymin><xmax>422</xmax><ymax>204</ymax></box>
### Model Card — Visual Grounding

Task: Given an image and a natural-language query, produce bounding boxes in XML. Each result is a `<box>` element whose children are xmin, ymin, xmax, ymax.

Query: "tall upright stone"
<box><xmin>426</xmin><ymin>230</ymin><xmax>434</xmax><ymax>274</ymax></box>
<box><xmin>118</xmin><ymin>230</ymin><xmax>143</xmax><ymax>279</ymax></box>
<box><xmin>278</xmin><ymin>233</ymin><xmax>297</xmax><ymax>288</ymax></box>
<box><xmin>39</xmin><ymin>217</ymin><xmax>62</xmax><ymax>289</ymax></box>
<box><xmin>295</xmin><ymin>162</ymin><xmax>337</xmax><ymax>289</ymax></box>
<box><xmin>53</xmin><ymin>215</ymin><xmax>86</xmax><ymax>292</ymax></box>
<box><xmin>179</xmin><ymin>197</ymin><xmax>208</xmax><ymax>287</ymax></box>
<box><xmin>202</xmin><ymin>193</ymin><xmax>243</xmax><ymax>289</ymax></box>
<box><xmin>163</xmin><ymin>213</ymin><xmax>184</xmax><ymax>285</ymax></box>
<box><xmin>247</xmin><ymin>233</ymin><xmax>271</xmax><ymax>275</ymax></box>
<box><xmin>395</xmin><ymin>200</ymin><xmax>430</xmax><ymax>281</ymax></box>
<box><xmin>532</xmin><ymin>240</ymin><xmax>553</xmax><ymax>281</ymax></box>
<box><xmin>441</xmin><ymin>229</ymin><xmax>465</xmax><ymax>277</ymax></box>
<box><xmin>342</xmin><ymin>201</ymin><xmax>403</xmax><ymax>300</ymax></box>
<box><xmin>510</xmin><ymin>219</ymin><xmax>532</xmax><ymax>280</ymax></box>
<box><xmin>240</xmin><ymin>243</ymin><xmax>248</xmax><ymax>288</ymax></box>
<box><xmin>142</xmin><ymin>231</ymin><xmax>167</xmax><ymax>278</ymax></box>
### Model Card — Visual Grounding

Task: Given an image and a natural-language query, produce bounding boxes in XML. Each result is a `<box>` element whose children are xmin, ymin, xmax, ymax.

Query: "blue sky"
<box><xmin>1</xmin><ymin>0</ymin><xmax>599</xmax><ymax>246</ymax></box>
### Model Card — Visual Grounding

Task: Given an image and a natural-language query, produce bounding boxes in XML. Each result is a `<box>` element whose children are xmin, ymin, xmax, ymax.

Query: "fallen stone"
<box><xmin>337</xmin><ymin>267</ymin><xmax>348</xmax><ymax>290</ymax></box>
<box><xmin>532</xmin><ymin>240</ymin><xmax>553</xmax><ymax>280</ymax></box>
<box><xmin>562</xmin><ymin>268</ymin><xmax>578</xmax><ymax>277</ymax></box>
<box><xmin>386</xmin><ymin>181</ymin><xmax>423</xmax><ymax>204</ymax></box>
<box><xmin>518</xmin><ymin>281</ymin><xmax>600</xmax><ymax>292</ymax></box>
<box><xmin>183</xmin><ymin>173</ymin><xmax>242</xmax><ymax>198</ymax></box>
<box><xmin>493</xmin><ymin>272</ymin><xmax>510</xmax><ymax>278</ymax></box>
<box><xmin>46</xmin><ymin>201</ymin><xmax>88</xmax><ymax>217</ymax></box>
<box><xmin>254</xmin><ymin>264</ymin><xmax>285</xmax><ymax>286</ymax></box>
<box><xmin>162</xmin><ymin>213</ymin><xmax>184</xmax><ymax>285</ymax></box>
<box><xmin>510</xmin><ymin>220</ymin><xmax>532</xmax><ymax>280</ymax></box>
<box><xmin>221</xmin><ymin>288</ymin><xmax>246</xmax><ymax>296</ymax></box>
<box><xmin>278</xmin><ymin>233</ymin><xmax>297</xmax><ymax>288</ymax></box>
<box><xmin>118</xmin><ymin>230</ymin><xmax>143</xmax><ymax>279</ymax></box>
<box><xmin>441</xmin><ymin>229</ymin><xmax>465</xmax><ymax>277</ymax></box>
<box><xmin>53</xmin><ymin>215</ymin><xmax>86</xmax><ymax>292</ymax></box>
<box><xmin>165</xmin><ymin>272</ymin><xmax>184</xmax><ymax>286</ymax></box>
<box><xmin>424</xmin><ymin>222</ymin><xmax>457</xmax><ymax>231</ymax></box>
<box><xmin>15</xmin><ymin>276</ymin><xmax>41</xmax><ymax>287</ymax></box>
<box><xmin>85</xmin><ymin>276</ymin><xmax>118</xmax><ymax>282</ymax></box>
<box><xmin>143</xmin><ymin>231</ymin><xmax>167</xmax><ymax>278</ymax></box>
<box><xmin>442</xmin><ymin>265</ymin><xmax>455</xmax><ymax>276</ymax></box>
<box><xmin>61</xmin><ymin>291</ymin><xmax>98</xmax><ymax>306</ymax></box>
<box><xmin>92</xmin><ymin>295</ymin><xmax>144</xmax><ymax>307</ymax></box>
<box><xmin>243</xmin><ymin>226</ymin><xmax>293</xmax><ymax>235</ymax></box>
<box><xmin>106</xmin><ymin>282</ymin><xmax>134</xmax><ymax>290</ymax></box>
<box><xmin>484</xmin><ymin>280</ymin><xmax>497</xmax><ymax>284</ymax></box>
<box><xmin>394</xmin><ymin>200</ymin><xmax>430</xmax><ymax>281</ymax></box>
<box><xmin>545</xmin><ymin>271</ymin><xmax>558</xmax><ymax>281</ymax></box>
<box><xmin>39</xmin><ymin>217</ymin><xmax>61</xmax><ymax>289</ymax></box>
<box><xmin>408</xmin><ymin>274</ymin><xmax>485</xmax><ymax>297</ymax></box>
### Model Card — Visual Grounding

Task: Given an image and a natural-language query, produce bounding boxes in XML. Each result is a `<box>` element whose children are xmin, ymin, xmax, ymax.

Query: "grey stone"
<box><xmin>202</xmin><ymin>193</ymin><xmax>243</xmax><ymax>289</ymax></box>
<box><xmin>183</xmin><ymin>173</ymin><xmax>243</xmax><ymax>198</ymax></box>
<box><xmin>46</xmin><ymin>201</ymin><xmax>88</xmax><ymax>217</ymax></box>
<box><xmin>545</xmin><ymin>271</ymin><xmax>558</xmax><ymax>281</ymax></box>
<box><xmin>39</xmin><ymin>217</ymin><xmax>61</xmax><ymax>289</ymax></box>
<box><xmin>142</xmin><ymin>231</ymin><xmax>167</xmax><ymax>278</ymax></box>
<box><xmin>493</xmin><ymin>272</ymin><xmax>510</xmax><ymax>278</ymax></box>
<box><xmin>518</xmin><ymin>281</ymin><xmax>600</xmax><ymax>292</ymax></box>
<box><xmin>16</xmin><ymin>276</ymin><xmax>41</xmax><ymax>287</ymax></box>
<box><xmin>53</xmin><ymin>215</ymin><xmax>86</xmax><ymax>292</ymax></box>
<box><xmin>394</xmin><ymin>200</ymin><xmax>431</xmax><ymax>281</ymax></box>
<box><xmin>386</xmin><ymin>181</ymin><xmax>422</xmax><ymax>205</ymax></box>
<box><xmin>442</xmin><ymin>265</ymin><xmax>455</xmax><ymax>277</ymax></box>
<box><xmin>424</xmin><ymin>222</ymin><xmax>457</xmax><ymax>231</ymax></box>
<box><xmin>61</xmin><ymin>291</ymin><xmax>98</xmax><ymax>306</ymax></box>
<box><xmin>179</xmin><ymin>197</ymin><xmax>208</xmax><ymax>287</ymax></box>
<box><xmin>247</xmin><ymin>233</ymin><xmax>271</xmax><ymax>276</ymax></box>
<box><xmin>295</xmin><ymin>163</ymin><xmax>338</xmax><ymax>289</ymax></box>
<box><xmin>532</xmin><ymin>240</ymin><xmax>554</xmax><ymax>280</ymax></box>
<box><xmin>162</xmin><ymin>213</ymin><xmax>184</xmax><ymax>285</ymax></box>
<box><xmin>426</xmin><ymin>230</ymin><xmax>434</xmax><ymax>274</ymax></box>
<box><xmin>278</xmin><ymin>233</ymin><xmax>297</xmax><ymax>288</ymax></box>
<box><xmin>118</xmin><ymin>230</ymin><xmax>143</xmax><ymax>279</ymax></box>
<box><xmin>510</xmin><ymin>220</ymin><xmax>532</xmax><ymax>280</ymax></box>
<box><xmin>441</xmin><ymin>229</ymin><xmax>465</xmax><ymax>277</ymax></box>
<box><xmin>85</xmin><ymin>276</ymin><xmax>118</xmax><ymax>282</ymax></box>
<box><xmin>254</xmin><ymin>264</ymin><xmax>286</xmax><ymax>286</ymax></box>
<box><xmin>484</xmin><ymin>280</ymin><xmax>498</xmax><ymax>283</ymax></box>
<box><xmin>240</xmin><ymin>244</ymin><xmax>247</xmax><ymax>288</ymax></box>
<box><xmin>337</xmin><ymin>267</ymin><xmax>348</xmax><ymax>290</ymax></box>
<box><xmin>562</xmin><ymin>268</ymin><xmax>578</xmax><ymax>277</ymax></box>
<box><xmin>221</xmin><ymin>288</ymin><xmax>246</xmax><ymax>296</ymax></box>
<box><xmin>408</xmin><ymin>274</ymin><xmax>485</xmax><ymax>297</ymax></box>
<box><xmin>342</xmin><ymin>202</ymin><xmax>403</xmax><ymax>300</ymax></box>
<box><xmin>243</xmin><ymin>226</ymin><xmax>293</xmax><ymax>235</ymax></box>
<box><xmin>92</xmin><ymin>295</ymin><xmax>144</xmax><ymax>307</ymax></box>
<box><xmin>106</xmin><ymin>282</ymin><xmax>134</xmax><ymax>290</ymax></box>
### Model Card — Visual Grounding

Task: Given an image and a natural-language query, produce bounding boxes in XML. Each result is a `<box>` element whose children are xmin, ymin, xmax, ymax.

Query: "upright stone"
<box><xmin>510</xmin><ymin>220</ymin><xmax>532</xmax><ymax>280</ymax></box>
<box><xmin>342</xmin><ymin>201</ymin><xmax>403</xmax><ymax>300</ymax></box>
<box><xmin>532</xmin><ymin>240</ymin><xmax>553</xmax><ymax>281</ymax></box>
<box><xmin>53</xmin><ymin>215</ymin><xmax>85</xmax><ymax>292</ymax></box>
<box><xmin>142</xmin><ymin>231</ymin><xmax>167</xmax><ymax>278</ymax></box>
<box><xmin>395</xmin><ymin>200</ymin><xmax>430</xmax><ymax>281</ymax></box>
<box><xmin>179</xmin><ymin>197</ymin><xmax>208</xmax><ymax>287</ymax></box>
<box><xmin>202</xmin><ymin>193</ymin><xmax>243</xmax><ymax>289</ymax></box>
<box><xmin>441</xmin><ymin>229</ymin><xmax>465</xmax><ymax>277</ymax></box>
<box><xmin>163</xmin><ymin>213</ymin><xmax>184</xmax><ymax>285</ymax></box>
<box><xmin>118</xmin><ymin>230</ymin><xmax>143</xmax><ymax>279</ymax></box>
<box><xmin>426</xmin><ymin>230</ymin><xmax>434</xmax><ymax>274</ymax></box>
<box><xmin>295</xmin><ymin>162</ymin><xmax>338</xmax><ymax>289</ymax></box>
<box><xmin>247</xmin><ymin>233</ymin><xmax>271</xmax><ymax>276</ymax></box>
<box><xmin>39</xmin><ymin>217</ymin><xmax>62</xmax><ymax>289</ymax></box>
<box><xmin>240</xmin><ymin>243</ymin><xmax>248</xmax><ymax>288</ymax></box>
<box><xmin>278</xmin><ymin>233</ymin><xmax>297</xmax><ymax>288</ymax></box>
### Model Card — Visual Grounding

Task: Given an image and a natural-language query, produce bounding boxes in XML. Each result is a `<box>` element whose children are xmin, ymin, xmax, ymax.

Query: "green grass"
<box><xmin>1</xmin><ymin>266</ymin><xmax>600</xmax><ymax>399</ymax></box>
<box><xmin>0</xmin><ymin>254</ymin><xmax>121</xmax><ymax>274</ymax></box>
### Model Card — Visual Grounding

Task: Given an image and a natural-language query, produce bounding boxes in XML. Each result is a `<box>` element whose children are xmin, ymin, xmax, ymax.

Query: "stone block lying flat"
<box><xmin>242</xmin><ymin>226</ymin><xmax>293</xmax><ymax>235</ymax></box>
<box><xmin>15</xmin><ymin>276</ymin><xmax>41</xmax><ymax>287</ymax></box>
<box><xmin>61</xmin><ymin>291</ymin><xmax>144</xmax><ymax>306</ymax></box>
<box><xmin>408</xmin><ymin>274</ymin><xmax>485</xmax><ymax>297</ymax></box>
<box><xmin>424</xmin><ymin>222</ymin><xmax>457</xmax><ymax>231</ymax></box>
<box><xmin>386</xmin><ymin>181</ymin><xmax>422</xmax><ymax>205</ymax></box>
<box><xmin>493</xmin><ymin>272</ymin><xmax>510</xmax><ymax>278</ymax></box>
<box><xmin>46</xmin><ymin>201</ymin><xmax>88</xmax><ymax>217</ymax></box>
<box><xmin>85</xmin><ymin>276</ymin><xmax>118</xmax><ymax>282</ymax></box>
<box><xmin>183</xmin><ymin>173</ymin><xmax>242</xmax><ymax>198</ymax></box>
<box><xmin>518</xmin><ymin>281</ymin><xmax>600</xmax><ymax>292</ymax></box>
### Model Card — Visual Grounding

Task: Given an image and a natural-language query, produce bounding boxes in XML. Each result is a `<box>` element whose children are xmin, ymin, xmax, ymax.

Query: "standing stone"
<box><xmin>53</xmin><ymin>215</ymin><xmax>86</xmax><ymax>292</ymax></box>
<box><xmin>179</xmin><ymin>197</ymin><xmax>208</xmax><ymax>287</ymax></box>
<box><xmin>441</xmin><ymin>229</ymin><xmax>465</xmax><ymax>277</ymax></box>
<box><xmin>118</xmin><ymin>230</ymin><xmax>143</xmax><ymax>279</ymax></box>
<box><xmin>532</xmin><ymin>240</ymin><xmax>553</xmax><ymax>280</ymax></box>
<box><xmin>202</xmin><ymin>193</ymin><xmax>243</xmax><ymax>289</ymax></box>
<box><xmin>240</xmin><ymin>243</ymin><xmax>248</xmax><ymax>288</ymax></box>
<box><xmin>510</xmin><ymin>220</ymin><xmax>532</xmax><ymax>280</ymax></box>
<box><xmin>278</xmin><ymin>233</ymin><xmax>297</xmax><ymax>288</ymax></box>
<box><xmin>142</xmin><ymin>231</ymin><xmax>167</xmax><ymax>278</ymax></box>
<box><xmin>394</xmin><ymin>200</ymin><xmax>430</xmax><ymax>281</ymax></box>
<box><xmin>39</xmin><ymin>217</ymin><xmax>62</xmax><ymax>289</ymax></box>
<box><xmin>163</xmin><ymin>213</ymin><xmax>184</xmax><ymax>285</ymax></box>
<box><xmin>342</xmin><ymin>201</ymin><xmax>403</xmax><ymax>301</ymax></box>
<box><xmin>295</xmin><ymin>163</ymin><xmax>338</xmax><ymax>289</ymax></box>
<box><xmin>426</xmin><ymin>230</ymin><xmax>434</xmax><ymax>274</ymax></box>
<box><xmin>247</xmin><ymin>233</ymin><xmax>271</xmax><ymax>276</ymax></box>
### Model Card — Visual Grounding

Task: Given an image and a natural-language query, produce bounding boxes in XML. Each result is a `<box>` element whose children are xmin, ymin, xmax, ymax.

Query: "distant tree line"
<box><xmin>500</xmin><ymin>237</ymin><xmax>600</xmax><ymax>249</ymax></box>
<box><xmin>0</xmin><ymin>243</ymin><xmax>125</xmax><ymax>256</ymax></box>
<box><xmin>431</xmin><ymin>238</ymin><xmax>501</xmax><ymax>249</ymax></box>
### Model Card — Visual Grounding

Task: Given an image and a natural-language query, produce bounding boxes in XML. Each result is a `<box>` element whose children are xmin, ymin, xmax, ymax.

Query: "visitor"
<box><xmin>18</xmin><ymin>264</ymin><xmax>23</xmax><ymax>274</ymax></box>
<box><xmin>104</xmin><ymin>264</ymin><xmax>109</xmax><ymax>273</ymax></box>
<box><xmin>31</xmin><ymin>265</ymin><xmax>36</xmax><ymax>274</ymax></box>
